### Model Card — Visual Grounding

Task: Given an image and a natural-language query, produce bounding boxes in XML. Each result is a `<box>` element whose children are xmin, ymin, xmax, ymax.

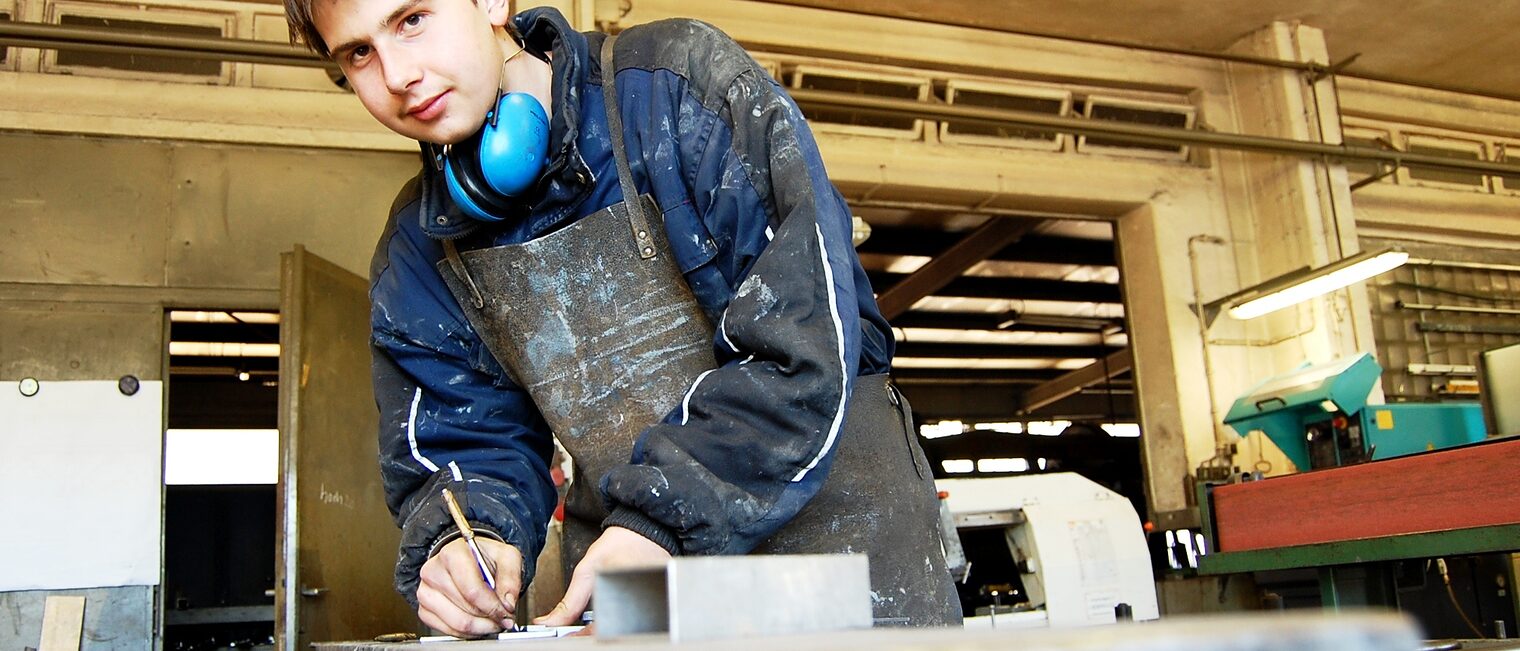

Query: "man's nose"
<box><xmin>381</xmin><ymin>49</ymin><xmax>422</xmax><ymax>94</ymax></box>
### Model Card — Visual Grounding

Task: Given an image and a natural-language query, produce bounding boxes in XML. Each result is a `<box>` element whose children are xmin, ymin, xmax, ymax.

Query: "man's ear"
<box><xmin>483</xmin><ymin>0</ymin><xmax>514</xmax><ymax>28</ymax></box>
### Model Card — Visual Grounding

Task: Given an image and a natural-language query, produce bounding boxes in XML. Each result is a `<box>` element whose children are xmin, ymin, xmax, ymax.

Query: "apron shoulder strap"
<box><xmin>599</xmin><ymin>35</ymin><xmax>659</xmax><ymax>261</ymax></box>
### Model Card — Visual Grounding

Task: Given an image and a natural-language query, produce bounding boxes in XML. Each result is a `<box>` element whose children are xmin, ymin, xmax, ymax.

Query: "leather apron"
<box><xmin>434</xmin><ymin>35</ymin><xmax>960</xmax><ymax>626</ymax></box>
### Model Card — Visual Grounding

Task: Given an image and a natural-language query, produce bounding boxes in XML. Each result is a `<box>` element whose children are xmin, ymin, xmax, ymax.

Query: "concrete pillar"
<box><xmin>1206</xmin><ymin>22</ymin><xmax>1383</xmax><ymax>475</ymax></box>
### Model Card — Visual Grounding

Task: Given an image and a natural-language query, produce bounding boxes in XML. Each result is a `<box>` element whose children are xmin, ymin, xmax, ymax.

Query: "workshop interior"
<box><xmin>3</xmin><ymin>0</ymin><xmax>1520</xmax><ymax>650</ymax></box>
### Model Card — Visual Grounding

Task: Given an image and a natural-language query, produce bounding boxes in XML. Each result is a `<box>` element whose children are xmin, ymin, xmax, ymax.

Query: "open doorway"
<box><xmin>854</xmin><ymin>207</ymin><xmax>1147</xmax><ymax>618</ymax></box>
<box><xmin>163</xmin><ymin>309</ymin><xmax>280</xmax><ymax>651</ymax></box>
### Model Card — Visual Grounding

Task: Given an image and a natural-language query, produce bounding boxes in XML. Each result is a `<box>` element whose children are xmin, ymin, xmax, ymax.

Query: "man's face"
<box><xmin>313</xmin><ymin>0</ymin><xmax>508</xmax><ymax>145</ymax></box>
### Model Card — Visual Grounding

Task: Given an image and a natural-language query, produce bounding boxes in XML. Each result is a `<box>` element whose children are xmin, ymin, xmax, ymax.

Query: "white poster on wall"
<box><xmin>1</xmin><ymin>379</ymin><xmax>163</xmax><ymax>591</ymax></box>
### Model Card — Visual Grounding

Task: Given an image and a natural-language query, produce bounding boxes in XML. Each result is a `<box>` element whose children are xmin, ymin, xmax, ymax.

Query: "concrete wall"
<box><xmin>0</xmin><ymin>133</ymin><xmax>414</xmax><ymax>650</ymax></box>
<box><xmin>1</xmin><ymin>132</ymin><xmax>417</xmax><ymax>292</ymax></box>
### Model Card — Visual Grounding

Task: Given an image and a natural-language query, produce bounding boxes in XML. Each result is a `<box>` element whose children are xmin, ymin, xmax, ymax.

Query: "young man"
<box><xmin>286</xmin><ymin>0</ymin><xmax>960</xmax><ymax>637</ymax></box>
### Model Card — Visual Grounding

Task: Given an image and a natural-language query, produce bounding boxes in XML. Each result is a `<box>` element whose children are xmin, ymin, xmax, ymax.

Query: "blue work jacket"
<box><xmin>369</xmin><ymin>7</ymin><xmax>894</xmax><ymax>603</ymax></box>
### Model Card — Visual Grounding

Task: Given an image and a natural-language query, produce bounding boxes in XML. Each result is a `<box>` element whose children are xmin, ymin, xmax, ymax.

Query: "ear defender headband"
<box><xmin>443</xmin><ymin>42</ymin><xmax>551</xmax><ymax>222</ymax></box>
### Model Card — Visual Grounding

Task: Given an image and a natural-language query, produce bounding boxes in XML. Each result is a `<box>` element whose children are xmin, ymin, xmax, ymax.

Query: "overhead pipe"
<box><xmin>0</xmin><ymin>20</ymin><xmax>332</xmax><ymax>68</ymax></box>
<box><xmin>1396</xmin><ymin>302</ymin><xmax>1520</xmax><ymax>316</ymax></box>
<box><xmin>787</xmin><ymin>87</ymin><xmax>1520</xmax><ymax>178</ymax></box>
<box><xmin>1407</xmin><ymin>258</ymin><xmax>1520</xmax><ymax>274</ymax></box>
<box><xmin>1006</xmin><ymin>30</ymin><xmax>1520</xmax><ymax>105</ymax></box>
<box><xmin>771</xmin><ymin>5</ymin><xmax>1520</xmax><ymax>104</ymax></box>
<box><xmin>5</xmin><ymin>20</ymin><xmax>1520</xmax><ymax>179</ymax></box>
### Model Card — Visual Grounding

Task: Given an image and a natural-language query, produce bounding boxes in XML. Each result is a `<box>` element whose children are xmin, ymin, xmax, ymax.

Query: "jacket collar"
<box><xmin>420</xmin><ymin>7</ymin><xmax>593</xmax><ymax>241</ymax></box>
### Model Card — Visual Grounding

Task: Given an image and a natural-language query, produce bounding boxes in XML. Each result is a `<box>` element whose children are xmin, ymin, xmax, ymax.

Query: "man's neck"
<box><xmin>501</xmin><ymin>39</ymin><xmax>554</xmax><ymax>118</ymax></box>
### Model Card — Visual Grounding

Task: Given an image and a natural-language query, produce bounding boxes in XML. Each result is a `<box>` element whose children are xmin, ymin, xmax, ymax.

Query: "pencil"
<box><xmin>441</xmin><ymin>487</ymin><xmax>498</xmax><ymax>591</ymax></box>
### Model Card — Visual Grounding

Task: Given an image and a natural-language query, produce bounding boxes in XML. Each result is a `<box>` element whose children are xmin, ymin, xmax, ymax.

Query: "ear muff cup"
<box><xmin>443</xmin><ymin>92</ymin><xmax>551</xmax><ymax>222</ymax></box>
<box><xmin>445</xmin><ymin>131</ymin><xmax>518</xmax><ymax>222</ymax></box>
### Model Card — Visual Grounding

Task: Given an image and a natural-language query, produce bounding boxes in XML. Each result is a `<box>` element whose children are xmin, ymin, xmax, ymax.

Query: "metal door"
<box><xmin>276</xmin><ymin>246</ymin><xmax>416</xmax><ymax>649</ymax></box>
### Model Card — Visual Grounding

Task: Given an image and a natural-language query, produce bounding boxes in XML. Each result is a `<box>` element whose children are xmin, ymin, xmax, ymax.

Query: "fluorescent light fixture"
<box><xmin>1101</xmin><ymin>423</ymin><xmax>1141</xmax><ymax>437</ymax></box>
<box><xmin>850</xmin><ymin>215</ymin><xmax>872</xmax><ymax>247</ymax></box>
<box><xmin>977</xmin><ymin>458</ymin><xmax>1030</xmax><ymax>473</ymax></box>
<box><xmin>1025</xmin><ymin>420</ymin><xmax>1071</xmax><ymax>436</ymax></box>
<box><xmin>920</xmin><ymin>420</ymin><xmax>966</xmax><ymax>439</ymax></box>
<box><xmin>941</xmin><ymin>459</ymin><xmax>975</xmax><ymax>474</ymax></box>
<box><xmin>169</xmin><ymin>341</ymin><xmax>280</xmax><ymax>357</ymax></box>
<box><xmin>169</xmin><ymin>310</ymin><xmax>280</xmax><ymax>324</ymax></box>
<box><xmin>1224</xmin><ymin>247</ymin><xmax>1408</xmax><ymax>320</ymax></box>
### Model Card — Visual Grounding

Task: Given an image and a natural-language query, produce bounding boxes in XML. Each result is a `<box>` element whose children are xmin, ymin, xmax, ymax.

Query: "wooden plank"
<box><xmin>1020</xmin><ymin>348</ymin><xmax>1132</xmax><ymax>412</ymax></box>
<box><xmin>868</xmin><ymin>272</ymin><xmax>1123</xmax><ymax>305</ymax></box>
<box><xmin>895</xmin><ymin>341</ymin><xmax>1124</xmax><ymax>360</ymax></box>
<box><xmin>874</xmin><ymin>218</ymin><xmax>1037</xmax><ymax>320</ymax></box>
<box><xmin>39</xmin><ymin>595</ymin><xmax>86</xmax><ymax>651</ymax></box>
<box><xmin>1212</xmin><ymin>437</ymin><xmax>1520</xmax><ymax>552</ymax></box>
<box><xmin>859</xmin><ymin>229</ymin><xmax>1118</xmax><ymax>267</ymax></box>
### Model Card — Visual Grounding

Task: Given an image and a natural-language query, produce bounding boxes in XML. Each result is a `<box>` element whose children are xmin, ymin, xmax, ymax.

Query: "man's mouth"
<box><xmin>407</xmin><ymin>91</ymin><xmax>449</xmax><ymax>120</ymax></box>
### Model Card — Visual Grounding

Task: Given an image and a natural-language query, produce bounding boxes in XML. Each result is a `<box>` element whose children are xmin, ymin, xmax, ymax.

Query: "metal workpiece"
<box><xmin>315</xmin><ymin>611</ymin><xmax>1422</xmax><ymax>651</ymax></box>
<box><xmin>595</xmin><ymin>555</ymin><xmax>873</xmax><ymax>643</ymax></box>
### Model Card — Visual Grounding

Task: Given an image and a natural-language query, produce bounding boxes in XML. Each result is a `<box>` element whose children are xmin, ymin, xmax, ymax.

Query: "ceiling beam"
<box><xmin>874</xmin><ymin>218</ymin><xmax>1039</xmax><ymax>319</ymax></box>
<box><xmin>893</xmin><ymin>368</ymin><xmax>1063</xmax><ymax>384</ymax></box>
<box><xmin>859</xmin><ymin>229</ymin><xmax>1117</xmax><ymax>267</ymax></box>
<box><xmin>869</xmin><ymin>271</ymin><xmax>1123</xmax><ymax>304</ymax></box>
<box><xmin>890</xmin><ymin>310</ymin><xmax>1123</xmax><ymax>333</ymax></box>
<box><xmin>902</xmin><ymin>384</ymin><xmax>1135</xmax><ymax>421</ymax></box>
<box><xmin>170</xmin><ymin>357</ymin><xmax>280</xmax><ymax>372</ymax></box>
<box><xmin>895</xmin><ymin>341</ymin><xmax>1121</xmax><ymax>359</ymax></box>
<box><xmin>1020</xmin><ymin>347</ymin><xmax>1133</xmax><ymax>413</ymax></box>
<box><xmin>919</xmin><ymin>429</ymin><xmax>1141</xmax><ymax>461</ymax></box>
<box><xmin>894</xmin><ymin>368</ymin><xmax>1131</xmax><ymax>385</ymax></box>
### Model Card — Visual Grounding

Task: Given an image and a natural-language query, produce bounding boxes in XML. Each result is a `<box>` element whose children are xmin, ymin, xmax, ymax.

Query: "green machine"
<box><xmin>1223</xmin><ymin>353</ymin><xmax>1487</xmax><ymax>470</ymax></box>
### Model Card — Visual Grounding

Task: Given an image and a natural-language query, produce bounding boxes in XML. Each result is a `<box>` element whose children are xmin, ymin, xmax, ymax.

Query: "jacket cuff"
<box><xmin>395</xmin><ymin>471</ymin><xmax>537</xmax><ymax>610</ymax></box>
<box><xmin>603</xmin><ymin>506</ymin><xmax>681</xmax><ymax>555</ymax></box>
<box><xmin>427</xmin><ymin>525</ymin><xmax>506</xmax><ymax>559</ymax></box>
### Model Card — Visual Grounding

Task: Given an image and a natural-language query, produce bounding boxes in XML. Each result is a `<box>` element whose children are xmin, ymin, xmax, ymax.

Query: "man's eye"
<box><xmin>349</xmin><ymin>45</ymin><xmax>371</xmax><ymax>62</ymax></box>
<box><xmin>402</xmin><ymin>13</ymin><xmax>425</xmax><ymax>29</ymax></box>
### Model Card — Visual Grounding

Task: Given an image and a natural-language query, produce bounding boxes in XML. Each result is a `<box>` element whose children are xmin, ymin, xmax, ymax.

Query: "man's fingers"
<box><xmin>481</xmin><ymin>540</ymin><xmax>524</xmax><ymax>617</ymax></box>
<box><xmin>418</xmin><ymin>553</ymin><xmax>484</xmax><ymax>621</ymax></box>
<box><xmin>440</xmin><ymin>544</ymin><xmax>511</xmax><ymax>619</ymax></box>
<box><xmin>533</xmin><ymin>565</ymin><xmax>593</xmax><ymax>626</ymax></box>
<box><xmin>417</xmin><ymin>586</ymin><xmax>505</xmax><ymax>638</ymax></box>
<box><xmin>417</xmin><ymin>540</ymin><xmax>510</xmax><ymax>633</ymax></box>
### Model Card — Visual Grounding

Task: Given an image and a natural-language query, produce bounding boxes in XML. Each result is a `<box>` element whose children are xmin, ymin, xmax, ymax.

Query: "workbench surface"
<box><xmin>317</xmin><ymin>611</ymin><xmax>1419</xmax><ymax>651</ymax></box>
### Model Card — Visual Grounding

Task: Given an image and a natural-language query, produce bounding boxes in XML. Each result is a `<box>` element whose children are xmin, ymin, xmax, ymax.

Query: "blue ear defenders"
<box><xmin>443</xmin><ymin>91</ymin><xmax>550</xmax><ymax>222</ymax></box>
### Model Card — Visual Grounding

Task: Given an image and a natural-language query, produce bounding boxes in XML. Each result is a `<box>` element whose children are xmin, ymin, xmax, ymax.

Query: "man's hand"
<box><xmin>534</xmin><ymin>526</ymin><xmax>671</xmax><ymax>626</ymax></box>
<box><xmin>416</xmin><ymin>537</ymin><xmax>522</xmax><ymax>637</ymax></box>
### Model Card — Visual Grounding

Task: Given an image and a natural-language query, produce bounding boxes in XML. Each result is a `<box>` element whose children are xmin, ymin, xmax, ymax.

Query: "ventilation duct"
<box><xmin>940</xmin><ymin>80</ymin><xmax>1070</xmax><ymax>151</ymax></box>
<box><xmin>1077</xmin><ymin>95</ymin><xmax>1195</xmax><ymax>159</ymax></box>
<box><xmin>790</xmin><ymin>64</ymin><xmax>930</xmax><ymax>139</ymax></box>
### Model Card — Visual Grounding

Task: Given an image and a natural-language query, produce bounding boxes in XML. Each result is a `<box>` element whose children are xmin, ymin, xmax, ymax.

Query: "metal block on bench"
<box><xmin>595</xmin><ymin>554</ymin><xmax>871</xmax><ymax>643</ymax></box>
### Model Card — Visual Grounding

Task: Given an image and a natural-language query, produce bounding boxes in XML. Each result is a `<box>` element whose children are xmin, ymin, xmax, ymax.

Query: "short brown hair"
<box><xmin>282</xmin><ymin>1</ymin><xmax>511</xmax><ymax>60</ymax></box>
<box><xmin>282</xmin><ymin>0</ymin><xmax>331</xmax><ymax>58</ymax></box>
